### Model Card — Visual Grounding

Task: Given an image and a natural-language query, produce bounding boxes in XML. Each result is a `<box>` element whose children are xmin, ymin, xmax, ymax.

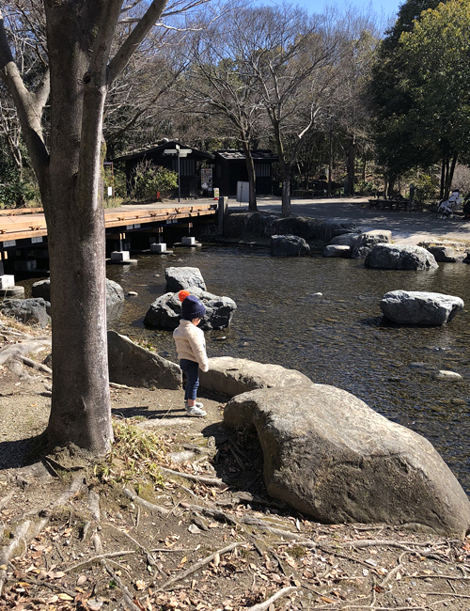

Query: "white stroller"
<box><xmin>436</xmin><ymin>190</ymin><xmax>462</xmax><ymax>218</ymax></box>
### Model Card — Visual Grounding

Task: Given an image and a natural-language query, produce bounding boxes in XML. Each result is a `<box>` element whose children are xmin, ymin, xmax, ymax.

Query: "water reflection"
<box><xmin>106</xmin><ymin>245</ymin><xmax>470</xmax><ymax>492</ymax></box>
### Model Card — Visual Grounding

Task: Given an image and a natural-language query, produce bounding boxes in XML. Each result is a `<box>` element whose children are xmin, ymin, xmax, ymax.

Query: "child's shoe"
<box><xmin>185</xmin><ymin>400</ymin><xmax>204</xmax><ymax>409</ymax></box>
<box><xmin>186</xmin><ymin>404</ymin><xmax>207</xmax><ymax>417</ymax></box>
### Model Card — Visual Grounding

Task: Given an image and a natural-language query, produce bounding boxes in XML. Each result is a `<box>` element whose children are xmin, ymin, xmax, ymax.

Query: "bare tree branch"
<box><xmin>107</xmin><ymin>0</ymin><xmax>169</xmax><ymax>85</ymax></box>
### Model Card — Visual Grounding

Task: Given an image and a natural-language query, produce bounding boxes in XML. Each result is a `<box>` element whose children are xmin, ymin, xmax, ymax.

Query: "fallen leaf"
<box><xmin>49</xmin><ymin>571</ymin><xmax>66</xmax><ymax>579</ymax></box>
<box><xmin>320</xmin><ymin>596</ymin><xmax>337</xmax><ymax>603</ymax></box>
<box><xmin>58</xmin><ymin>593</ymin><xmax>74</xmax><ymax>600</ymax></box>
<box><xmin>135</xmin><ymin>579</ymin><xmax>146</xmax><ymax>591</ymax></box>
<box><xmin>77</xmin><ymin>574</ymin><xmax>87</xmax><ymax>586</ymax></box>
<box><xmin>284</xmin><ymin>556</ymin><xmax>297</xmax><ymax>569</ymax></box>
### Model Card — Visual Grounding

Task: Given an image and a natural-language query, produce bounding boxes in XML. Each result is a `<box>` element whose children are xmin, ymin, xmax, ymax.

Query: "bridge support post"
<box><xmin>218</xmin><ymin>196</ymin><xmax>228</xmax><ymax>235</ymax></box>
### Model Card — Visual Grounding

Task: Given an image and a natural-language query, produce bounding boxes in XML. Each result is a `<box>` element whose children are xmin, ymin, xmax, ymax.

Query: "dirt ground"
<box><xmin>1</xmin><ymin>306</ymin><xmax>470</xmax><ymax>610</ymax></box>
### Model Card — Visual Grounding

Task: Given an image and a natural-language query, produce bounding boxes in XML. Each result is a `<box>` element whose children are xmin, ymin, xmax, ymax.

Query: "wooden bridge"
<box><xmin>0</xmin><ymin>202</ymin><xmax>218</xmax><ymax>245</ymax></box>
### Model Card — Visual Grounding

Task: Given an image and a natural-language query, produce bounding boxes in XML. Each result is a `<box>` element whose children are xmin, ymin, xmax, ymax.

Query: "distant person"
<box><xmin>173</xmin><ymin>291</ymin><xmax>209</xmax><ymax>417</ymax></box>
<box><xmin>439</xmin><ymin>189</ymin><xmax>462</xmax><ymax>217</ymax></box>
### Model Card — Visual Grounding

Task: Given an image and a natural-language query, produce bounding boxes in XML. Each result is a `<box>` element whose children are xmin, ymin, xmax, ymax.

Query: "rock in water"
<box><xmin>144</xmin><ymin>288</ymin><xmax>236</xmax><ymax>330</ymax></box>
<box><xmin>270</xmin><ymin>235</ymin><xmax>310</xmax><ymax>257</ymax></box>
<box><xmin>365</xmin><ymin>244</ymin><xmax>438</xmax><ymax>270</ymax></box>
<box><xmin>380</xmin><ymin>290</ymin><xmax>464</xmax><ymax>325</ymax></box>
<box><xmin>165</xmin><ymin>266</ymin><xmax>206</xmax><ymax>292</ymax></box>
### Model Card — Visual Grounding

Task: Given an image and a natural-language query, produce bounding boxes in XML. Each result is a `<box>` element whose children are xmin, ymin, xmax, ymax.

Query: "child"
<box><xmin>173</xmin><ymin>290</ymin><xmax>209</xmax><ymax>417</ymax></box>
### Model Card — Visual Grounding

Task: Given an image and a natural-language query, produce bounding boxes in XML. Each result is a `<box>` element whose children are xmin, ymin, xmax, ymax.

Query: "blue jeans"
<box><xmin>180</xmin><ymin>359</ymin><xmax>199</xmax><ymax>401</ymax></box>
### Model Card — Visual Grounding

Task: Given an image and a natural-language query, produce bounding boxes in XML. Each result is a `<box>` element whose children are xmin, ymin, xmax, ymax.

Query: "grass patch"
<box><xmin>95</xmin><ymin>419</ymin><xmax>167</xmax><ymax>488</ymax></box>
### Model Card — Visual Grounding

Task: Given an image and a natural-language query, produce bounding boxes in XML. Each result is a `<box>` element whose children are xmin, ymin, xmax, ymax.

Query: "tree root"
<box><xmin>18</xmin><ymin>354</ymin><xmax>52</xmax><ymax>375</ymax></box>
<box><xmin>160</xmin><ymin>466</ymin><xmax>227</xmax><ymax>489</ymax></box>
<box><xmin>245</xmin><ymin>585</ymin><xmax>297</xmax><ymax>611</ymax></box>
<box><xmin>123</xmin><ymin>487</ymin><xmax>169</xmax><ymax>515</ymax></box>
<box><xmin>0</xmin><ymin>470</ymin><xmax>84</xmax><ymax>596</ymax></box>
<box><xmin>156</xmin><ymin>542</ymin><xmax>242</xmax><ymax>591</ymax></box>
<box><xmin>180</xmin><ymin>501</ymin><xmax>315</xmax><ymax>543</ymax></box>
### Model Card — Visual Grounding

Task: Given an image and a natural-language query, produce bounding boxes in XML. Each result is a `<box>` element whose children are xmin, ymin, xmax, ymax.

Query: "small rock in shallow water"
<box><xmin>435</xmin><ymin>370</ymin><xmax>462</xmax><ymax>380</ymax></box>
<box><xmin>127</xmin><ymin>291</ymin><xmax>138</xmax><ymax>297</ymax></box>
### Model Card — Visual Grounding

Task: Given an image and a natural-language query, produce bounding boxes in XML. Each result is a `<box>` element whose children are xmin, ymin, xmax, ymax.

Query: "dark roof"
<box><xmin>113</xmin><ymin>141</ymin><xmax>214</xmax><ymax>162</ymax></box>
<box><xmin>214</xmin><ymin>149</ymin><xmax>278</xmax><ymax>162</ymax></box>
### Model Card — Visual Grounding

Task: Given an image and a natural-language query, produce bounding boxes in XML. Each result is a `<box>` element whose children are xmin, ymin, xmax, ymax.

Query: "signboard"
<box><xmin>163</xmin><ymin>147</ymin><xmax>192</xmax><ymax>158</ymax></box>
<box><xmin>201</xmin><ymin>168</ymin><xmax>213</xmax><ymax>191</ymax></box>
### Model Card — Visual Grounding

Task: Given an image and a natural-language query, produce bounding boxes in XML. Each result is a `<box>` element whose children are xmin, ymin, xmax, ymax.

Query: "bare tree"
<box><xmin>0</xmin><ymin>1</ymin><xmax>47</xmax><ymax>177</ymax></box>
<box><xmin>0</xmin><ymin>0</ymin><xmax>210</xmax><ymax>455</ymax></box>
<box><xmin>332</xmin><ymin>12</ymin><xmax>379</xmax><ymax>195</ymax></box>
<box><xmin>231</xmin><ymin>3</ymin><xmax>339</xmax><ymax>216</ymax></box>
<box><xmin>104</xmin><ymin>26</ymin><xmax>190</xmax><ymax>156</ymax></box>
<box><xmin>182</xmin><ymin>4</ymin><xmax>266</xmax><ymax>210</ymax></box>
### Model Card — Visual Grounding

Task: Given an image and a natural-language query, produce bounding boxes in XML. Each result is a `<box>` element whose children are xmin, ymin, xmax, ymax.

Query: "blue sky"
<box><xmin>261</xmin><ymin>0</ymin><xmax>404</xmax><ymax>32</ymax></box>
<box><xmin>295</xmin><ymin>0</ymin><xmax>402</xmax><ymax>19</ymax></box>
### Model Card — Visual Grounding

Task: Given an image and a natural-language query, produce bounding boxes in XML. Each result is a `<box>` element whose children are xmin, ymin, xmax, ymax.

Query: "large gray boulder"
<box><xmin>31</xmin><ymin>277</ymin><xmax>124</xmax><ymax>322</ymax></box>
<box><xmin>144</xmin><ymin>287</ymin><xmax>236</xmax><ymax>330</ymax></box>
<box><xmin>329</xmin><ymin>233</ymin><xmax>361</xmax><ymax>247</ymax></box>
<box><xmin>165</xmin><ymin>266</ymin><xmax>206</xmax><ymax>292</ymax></box>
<box><xmin>199</xmin><ymin>356</ymin><xmax>314</xmax><ymax>397</ymax></box>
<box><xmin>425</xmin><ymin>245</ymin><xmax>460</xmax><ymax>263</ymax></box>
<box><xmin>0</xmin><ymin>298</ymin><xmax>50</xmax><ymax>328</ymax></box>
<box><xmin>222</xmin><ymin>212</ymin><xmax>358</xmax><ymax>247</ymax></box>
<box><xmin>270</xmin><ymin>234</ymin><xmax>310</xmax><ymax>257</ymax></box>
<box><xmin>380</xmin><ymin>290</ymin><xmax>464</xmax><ymax>325</ymax></box>
<box><xmin>351</xmin><ymin>230</ymin><xmax>392</xmax><ymax>259</ymax></box>
<box><xmin>266</xmin><ymin>216</ymin><xmax>357</xmax><ymax>245</ymax></box>
<box><xmin>32</xmin><ymin>277</ymin><xmax>124</xmax><ymax>303</ymax></box>
<box><xmin>107</xmin><ymin>331</ymin><xmax>181</xmax><ymax>389</ymax></box>
<box><xmin>365</xmin><ymin>244</ymin><xmax>438</xmax><ymax>270</ymax></box>
<box><xmin>322</xmin><ymin>244</ymin><xmax>351</xmax><ymax>258</ymax></box>
<box><xmin>224</xmin><ymin>385</ymin><xmax>470</xmax><ymax>537</ymax></box>
<box><xmin>223</xmin><ymin>211</ymin><xmax>277</xmax><ymax>240</ymax></box>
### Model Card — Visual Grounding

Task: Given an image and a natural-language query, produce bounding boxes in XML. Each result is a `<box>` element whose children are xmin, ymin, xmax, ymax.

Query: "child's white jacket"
<box><xmin>173</xmin><ymin>320</ymin><xmax>209</xmax><ymax>372</ymax></box>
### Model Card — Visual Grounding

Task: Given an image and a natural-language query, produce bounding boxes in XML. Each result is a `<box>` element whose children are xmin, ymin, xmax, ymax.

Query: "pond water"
<box><xmin>106</xmin><ymin>245</ymin><xmax>470</xmax><ymax>492</ymax></box>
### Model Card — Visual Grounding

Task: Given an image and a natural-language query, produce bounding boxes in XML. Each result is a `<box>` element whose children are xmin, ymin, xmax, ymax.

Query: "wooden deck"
<box><xmin>0</xmin><ymin>202</ymin><xmax>217</xmax><ymax>245</ymax></box>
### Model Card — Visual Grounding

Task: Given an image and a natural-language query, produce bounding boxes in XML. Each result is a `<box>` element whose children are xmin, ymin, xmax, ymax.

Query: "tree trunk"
<box><xmin>327</xmin><ymin>122</ymin><xmax>333</xmax><ymax>197</ymax></box>
<box><xmin>241</xmin><ymin>141</ymin><xmax>257</xmax><ymax>212</ymax></box>
<box><xmin>45</xmin><ymin>178</ymin><xmax>112</xmax><ymax>452</ymax></box>
<box><xmin>445</xmin><ymin>153</ymin><xmax>458</xmax><ymax>199</ymax></box>
<box><xmin>0</xmin><ymin>0</ymin><xmax>168</xmax><ymax>455</ymax></box>
<box><xmin>440</xmin><ymin>157</ymin><xmax>446</xmax><ymax>200</ymax></box>
<box><xmin>281</xmin><ymin>168</ymin><xmax>291</xmax><ymax>217</ymax></box>
<box><xmin>346</xmin><ymin>134</ymin><xmax>355</xmax><ymax>196</ymax></box>
<box><xmin>43</xmin><ymin>0</ymin><xmax>114</xmax><ymax>454</ymax></box>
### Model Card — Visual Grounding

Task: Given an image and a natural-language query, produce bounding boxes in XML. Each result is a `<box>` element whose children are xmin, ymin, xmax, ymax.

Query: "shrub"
<box><xmin>132</xmin><ymin>160</ymin><xmax>178</xmax><ymax>201</ymax></box>
<box><xmin>413</xmin><ymin>174</ymin><xmax>439</xmax><ymax>205</ymax></box>
<box><xmin>0</xmin><ymin>167</ymin><xmax>40</xmax><ymax>209</ymax></box>
<box><xmin>356</xmin><ymin>179</ymin><xmax>378</xmax><ymax>195</ymax></box>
